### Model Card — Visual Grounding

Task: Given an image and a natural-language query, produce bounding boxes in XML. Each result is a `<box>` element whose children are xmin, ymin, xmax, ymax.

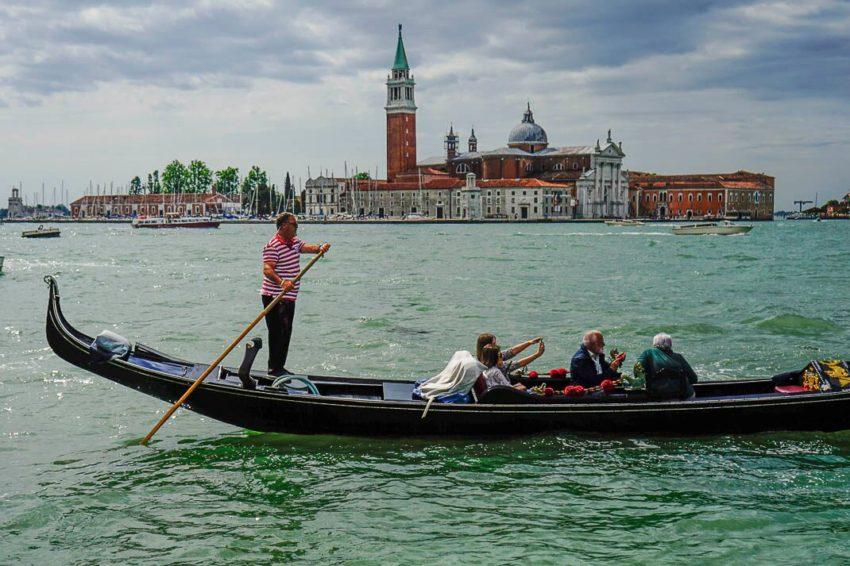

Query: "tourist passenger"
<box><xmin>634</xmin><ymin>333</ymin><xmax>698</xmax><ymax>400</ymax></box>
<box><xmin>476</xmin><ymin>333</ymin><xmax>543</xmax><ymax>364</ymax></box>
<box><xmin>261</xmin><ymin>213</ymin><xmax>331</xmax><ymax>377</ymax></box>
<box><xmin>480</xmin><ymin>341</ymin><xmax>545</xmax><ymax>391</ymax></box>
<box><xmin>570</xmin><ymin>330</ymin><xmax>625</xmax><ymax>388</ymax></box>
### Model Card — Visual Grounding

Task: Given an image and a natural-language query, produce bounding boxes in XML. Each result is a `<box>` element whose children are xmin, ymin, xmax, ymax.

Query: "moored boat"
<box><xmin>672</xmin><ymin>221</ymin><xmax>752</xmax><ymax>236</ymax></box>
<box><xmin>44</xmin><ymin>276</ymin><xmax>850</xmax><ymax>436</ymax></box>
<box><xmin>0</xmin><ymin>255</ymin><xmax>4</xmax><ymax>273</ymax></box>
<box><xmin>132</xmin><ymin>213</ymin><xmax>220</xmax><ymax>229</ymax></box>
<box><xmin>605</xmin><ymin>219</ymin><xmax>645</xmax><ymax>226</ymax></box>
<box><xmin>22</xmin><ymin>225</ymin><xmax>61</xmax><ymax>238</ymax></box>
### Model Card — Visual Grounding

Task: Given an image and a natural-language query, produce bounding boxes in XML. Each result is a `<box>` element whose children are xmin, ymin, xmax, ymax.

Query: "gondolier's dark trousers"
<box><xmin>261</xmin><ymin>295</ymin><xmax>296</xmax><ymax>373</ymax></box>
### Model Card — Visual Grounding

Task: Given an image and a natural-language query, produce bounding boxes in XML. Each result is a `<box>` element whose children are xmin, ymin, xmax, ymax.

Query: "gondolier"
<box><xmin>262</xmin><ymin>213</ymin><xmax>330</xmax><ymax>376</ymax></box>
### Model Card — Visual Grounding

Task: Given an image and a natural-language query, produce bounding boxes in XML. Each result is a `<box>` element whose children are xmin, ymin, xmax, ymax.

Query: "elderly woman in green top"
<box><xmin>634</xmin><ymin>333</ymin><xmax>698</xmax><ymax>400</ymax></box>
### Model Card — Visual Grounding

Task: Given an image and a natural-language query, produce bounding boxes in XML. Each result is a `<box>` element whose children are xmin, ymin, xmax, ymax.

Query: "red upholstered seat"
<box><xmin>775</xmin><ymin>385</ymin><xmax>808</xmax><ymax>395</ymax></box>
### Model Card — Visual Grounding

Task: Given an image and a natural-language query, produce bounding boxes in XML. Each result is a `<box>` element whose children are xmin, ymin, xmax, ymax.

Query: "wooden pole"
<box><xmin>140</xmin><ymin>247</ymin><xmax>328</xmax><ymax>445</ymax></box>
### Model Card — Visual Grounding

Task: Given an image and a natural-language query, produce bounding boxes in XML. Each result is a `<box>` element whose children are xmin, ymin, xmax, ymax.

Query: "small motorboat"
<box><xmin>605</xmin><ymin>219</ymin><xmax>645</xmax><ymax>226</ymax></box>
<box><xmin>672</xmin><ymin>221</ymin><xmax>752</xmax><ymax>236</ymax></box>
<box><xmin>0</xmin><ymin>255</ymin><xmax>4</xmax><ymax>274</ymax></box>
<box><xmin>402</xmin><ymin>212</ymin><xmax>431</xmax><ymax>222</ymax></box>
<box><xmin>132</xmin><ymin>213</ymin><xmax>220</xmax><ymax>229</ymax></box>
<box><xmin>44</xmin><ymin>276</ymin><xmax>850</xmax><ymax>436</ymax></box>
<box><xmin>22</xmin><ymin>225</ymin><xmax>61</xmax><ymax>238</ymax></box>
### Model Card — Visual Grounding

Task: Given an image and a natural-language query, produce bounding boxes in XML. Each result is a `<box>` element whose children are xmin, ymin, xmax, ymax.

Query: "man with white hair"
<box><xmin>569</xmin><ymin>330</ymin><xmax>625</xmax><ymax>388</ymax></box>
<box><xmin>634</xmin><ymin>333</ymin><xmax>699</xmax><ymax>400</ymax></box>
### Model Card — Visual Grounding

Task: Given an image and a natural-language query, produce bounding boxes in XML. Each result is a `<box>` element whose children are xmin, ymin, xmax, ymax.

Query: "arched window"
<box><xmin>456</xmin><ymin>163</ymin><xmax>470</xmax><ymax>173</ymax></box>
<box><xmin>573</xmin><ymin>162</ymin><xmax>580</xmax><ymax>170</ymax></box>
<box><xmin>553</xmin><ymin>163</ymin><xmax>564</xmax><ymax>171</ymax></box>
<box><xmin>719</xmin><ymin>193</ymin><xmax>723</xmax><ymax>202</ymax></box>
<box><xmin>688</xmin><ymin>194</ymin><xmax>693</xmax><ymax>203</ymax></box>
<box><xmin>525</xmin><ymin>163</ymin><xmax>533</xmax><ymax>172</ymax></box>
<box><xmin>708</xmin><ymin>193</ymin><xmax>712</xmax><ymax>202</ymax></box>
<box><xmin>754</xmin><ymin>192</ymin><xmax>760</xmax><ymax>204</ymax></box>
<box><xmin>652</xmin><ymin>195</ymin><xmax>657</xmax><ymax>202</ymax></box>
<box><xmin>678</xmin><ymin>194</ymin><xmax>683</xmax><ymax>202</ymax></box>
<box><xmin>697</xmin><ymin>194</ymin><xmax>702</xmax><ymax>202</ymax></box>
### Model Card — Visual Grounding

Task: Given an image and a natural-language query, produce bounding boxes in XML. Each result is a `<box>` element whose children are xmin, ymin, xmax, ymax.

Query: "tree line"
<box><xmin>129</xmin><ymin>160</ymin><xmax>305</xmax><ymax>215</ymax></box>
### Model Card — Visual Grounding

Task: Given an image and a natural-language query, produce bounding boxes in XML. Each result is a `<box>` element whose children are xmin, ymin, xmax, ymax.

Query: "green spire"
<box><xmin>392</xmin><ymin>24</ymin><xmax>409</xmax><ymax>71</ymax></box>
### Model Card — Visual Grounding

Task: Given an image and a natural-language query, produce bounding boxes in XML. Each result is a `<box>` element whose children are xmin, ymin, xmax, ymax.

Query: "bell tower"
<box><xmin>386</xmin><ymin>24</ymin><xmax>417</xmax><ymax>181</ymax></box>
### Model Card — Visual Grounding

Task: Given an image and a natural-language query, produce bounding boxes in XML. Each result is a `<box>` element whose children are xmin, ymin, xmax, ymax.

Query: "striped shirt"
<box><xmin>261</xmin><ymin>234</ymin><xmax>304</xmax><ymax>300</ymax></box>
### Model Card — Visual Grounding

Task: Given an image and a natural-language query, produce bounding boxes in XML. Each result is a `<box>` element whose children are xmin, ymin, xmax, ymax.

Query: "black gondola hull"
<box><xmin>44</xmin><ymin>277</ymin><xmax>850</xmax><ymax>436</ymax></box>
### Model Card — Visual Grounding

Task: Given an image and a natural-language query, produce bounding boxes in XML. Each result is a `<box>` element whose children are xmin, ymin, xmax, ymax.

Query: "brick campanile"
<box><xmin>385</xmin><ymin>24</ymin><xmax>417</xmax><ymax>181</ymax></box>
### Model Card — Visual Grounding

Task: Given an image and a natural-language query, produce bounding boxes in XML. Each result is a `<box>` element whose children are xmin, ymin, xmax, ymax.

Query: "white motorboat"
<box><xmin>672</xmin><ymin>221</ymin><xmax>753</xmax><ymax>236</ymax></box>
<box><xmin>605</xmin><ymin>219</ymin><xmax>645</xmax><ymax>226</ymax></box>
<box><xmin>402</xmin><ymin>212</ymin><xmax>431</xmax><ymax>222</ymax></box>
<box><xmin>132</xmin><ymin>213</ymin><xmax>220</xmax><ymax>229</ymax></box>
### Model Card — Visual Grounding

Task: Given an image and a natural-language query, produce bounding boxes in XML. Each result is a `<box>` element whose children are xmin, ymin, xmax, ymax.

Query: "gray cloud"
<box><xmin>2</xmin><ymin>0</ymin><xmax>848</xmax><ymax>103</ymax></box>
<box><xmin>0</xmin><ymin>0</ymin><xmax>848</xmax><ymax>208</ymax></box>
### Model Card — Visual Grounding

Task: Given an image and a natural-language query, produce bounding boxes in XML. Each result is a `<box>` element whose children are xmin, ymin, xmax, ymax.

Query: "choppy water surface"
<box><xmin>1</xmin><ymin>221</ymin><xmax>849</xmax><ymax>563</ymax></box>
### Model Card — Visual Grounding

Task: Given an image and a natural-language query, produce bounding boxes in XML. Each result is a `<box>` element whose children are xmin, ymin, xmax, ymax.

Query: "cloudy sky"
<box><xmin>1</xmin><ymin>0</ymin><xmax>848</xmax><ymax>209</ymax></box>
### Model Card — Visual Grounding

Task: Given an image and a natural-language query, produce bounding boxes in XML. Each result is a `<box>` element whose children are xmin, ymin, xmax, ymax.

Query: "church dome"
<box><xmin>508</xmin><ymin>103</ymin><xmax>548</xmax><ymax>147</ymax></box>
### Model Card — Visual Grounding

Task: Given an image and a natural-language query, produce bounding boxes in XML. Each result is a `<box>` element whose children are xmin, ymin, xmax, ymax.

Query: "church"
<box><xmin>305</xmin><ymin>25</ymin><xmax>629</xmax><ymax>220</ymax></box>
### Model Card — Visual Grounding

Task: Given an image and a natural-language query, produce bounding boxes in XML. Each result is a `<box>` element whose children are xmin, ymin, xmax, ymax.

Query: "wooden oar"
<box><xmin>140</xmin><ymin>247</ymin><xmax>328</xmax><ymax>445</ymax></box>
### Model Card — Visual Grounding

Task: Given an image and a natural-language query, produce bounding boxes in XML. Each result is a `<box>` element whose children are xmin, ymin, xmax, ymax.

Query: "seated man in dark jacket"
<box><xmin>570</xmin><ymin>330</ymin><xmax>625</xmax><ymax>388</ymax></box>
<box><xmin>634</xmin><ymin>333</ymin><xmax>698</xmax><ymax>400</ymax></box>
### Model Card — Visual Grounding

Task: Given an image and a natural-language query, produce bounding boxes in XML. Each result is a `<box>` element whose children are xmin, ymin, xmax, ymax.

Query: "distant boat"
<box><xmin>0</xmin><ymin>255</ymin><xmax>4</xmax><ymax>274</ymax></box>
<box><xmin>605</xmin><ymin>219</ymin><xmax>645</xmax><ymax>226</ymax></box>
<box><xmin>786</xmin><ymin>212</ymin><xmax>818</xmax><ymax>220</ymax></box>
<box><xmin>132</xmin><ymin>213</ymin><xmax>220</xmax><ymax>229</ymax></box>
<box><xmin>22</xmin><ymin>225</ymin><xmax>61</xmax><ymax>238</ymax></box>
<box><xmin>672</xmin><ymin>221</ymin><xmax>753</xmax><ymax>236</ymax></box>
<box><xmin>403</xmin><ymin>212</ymin><xmax>431</xmax><ymax>222</ymax></box>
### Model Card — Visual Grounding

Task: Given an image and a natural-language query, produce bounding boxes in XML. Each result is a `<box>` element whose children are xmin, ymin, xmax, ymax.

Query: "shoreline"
<box><xmin>1</xmin><ymin>217</ymin><xmax>781</xmax><ymax>225</ymax></box>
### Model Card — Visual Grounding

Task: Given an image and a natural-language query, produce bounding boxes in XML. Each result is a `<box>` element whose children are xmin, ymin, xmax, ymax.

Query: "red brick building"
<box><xmin>70</xmin><ymin>191</ymin><xmax>240</xmax><ymax>219</ymax></box>
<box><xmin>629</xmin><ymin>170</ymin><xmax>775</xmax><ymax>220</ymax></box>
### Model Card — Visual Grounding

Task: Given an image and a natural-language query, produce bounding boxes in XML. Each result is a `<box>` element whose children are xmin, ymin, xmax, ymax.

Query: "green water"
<box><xmin>1</xmin><ymin>221</ymin><xmax>849</xmax><ymax>563</ymax></box>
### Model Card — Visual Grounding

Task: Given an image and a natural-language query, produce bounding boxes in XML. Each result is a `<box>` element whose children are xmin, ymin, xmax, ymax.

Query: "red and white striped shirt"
<box><xmin>261</xmin><ymin>234</ymin><xmax>304</xmax><ymax>300</ymax></box>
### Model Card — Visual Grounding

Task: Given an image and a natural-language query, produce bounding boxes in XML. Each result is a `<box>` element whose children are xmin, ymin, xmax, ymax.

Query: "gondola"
<box><xmin>44</xmin><ymin>276</ymin><xmax>850</xmax><ymax>436</ymax></box>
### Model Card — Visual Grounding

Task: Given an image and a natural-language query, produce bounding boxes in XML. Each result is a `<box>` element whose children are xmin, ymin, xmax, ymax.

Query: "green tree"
<box><xmin>215</xmin><ymin>167</ymin><xmax>240</xmax><ymax>195</ymax></box>
<box><xmin>147</xmin><ymin>170</ymin><xmax>162</xmax><ymax>194</ymax></box>
<box><xmin>129</xmin><ymin>176</ymin><xmax>142</xmax><ymax>195</ymax></box>
<box><xmin>162</xmin><ymin>160</ymin><xmax>188</xmax><ymax>194</ymax></box>
<box><xmin>355</xmin><ymin>172</ymin><xmax>371</xmax><ymax>180</ymax></box>
<box><xmin>241</xmin><ymin>165</ymin><xmax>269</xmax><ymax>215</ymax></box>
<box><xmin>187</xmin><ymin>160</ymin><xmax>212</xmax><ymax>193</ymax></box>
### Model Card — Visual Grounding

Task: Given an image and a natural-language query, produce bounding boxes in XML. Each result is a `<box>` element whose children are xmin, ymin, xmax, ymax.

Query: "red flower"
<box><xmin>600</xmin><ymin>379</ymin><xmax>616</xmax><ymax>393</ymax></box>
<box><xmin>549</xmin><ymin>369</ymin><xmax>559</xmax><ymax>377</ymax></box>
<box><xmin>557</xmin><ymin>367</ymin><xmax>568</xmax><ymax>377</ymax></box>
<box><xmin>543</xmin><ymin>387</ymin><xmax>555</xmax><ymax>396</ymax></box>
<box><xmin>529</xmin><ymin>371</ymin><xmax>539</xmax><ymax>379</ymax></box>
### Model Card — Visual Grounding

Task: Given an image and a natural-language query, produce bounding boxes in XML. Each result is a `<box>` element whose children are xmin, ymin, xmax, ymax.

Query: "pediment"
<box><xmin>601</xmin><ymin>143</ymin><xmax>624</xmax><ymax>157</ymax></box>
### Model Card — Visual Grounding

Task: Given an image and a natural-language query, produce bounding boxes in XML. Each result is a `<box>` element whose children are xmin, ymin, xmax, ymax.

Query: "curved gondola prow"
<box><xmin>45</xmin><ymin>276</ymin><xmax>94</xmax><ymax>361</ymax></box>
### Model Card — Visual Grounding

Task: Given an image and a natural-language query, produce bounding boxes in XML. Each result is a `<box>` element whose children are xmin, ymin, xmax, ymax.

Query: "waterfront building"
<box><xmin>628</xmin><ymin>171</ymin><xmax>775</xmax><ymax>220</ymax></box>
<box><xmin>417</xmin><ymin>110</ymin><xmax>628</xmax><ymax>219</ymax></box>
<box><xmin>304</xmin><ymin>25</ymin><xmax>623</xmax><ymax>220</ymax></box>
<box><xmin>70</xmin><ymin>191</ymin><xmax>240</xmax><ymax>219</ymax></box>
<box><xmin>304</xmin><ymin>174</ymin><xmax>567</xmax><ymax>220</ymax></box>
<box><xmin>7</xmin><ymin>187</ymin><xmax>24</xmax><ymax>218</ymax></box>
<box><xmin>5</xmin><ymin>186</ymin><xmax>68</xmax><ymax>218</ymax></box>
